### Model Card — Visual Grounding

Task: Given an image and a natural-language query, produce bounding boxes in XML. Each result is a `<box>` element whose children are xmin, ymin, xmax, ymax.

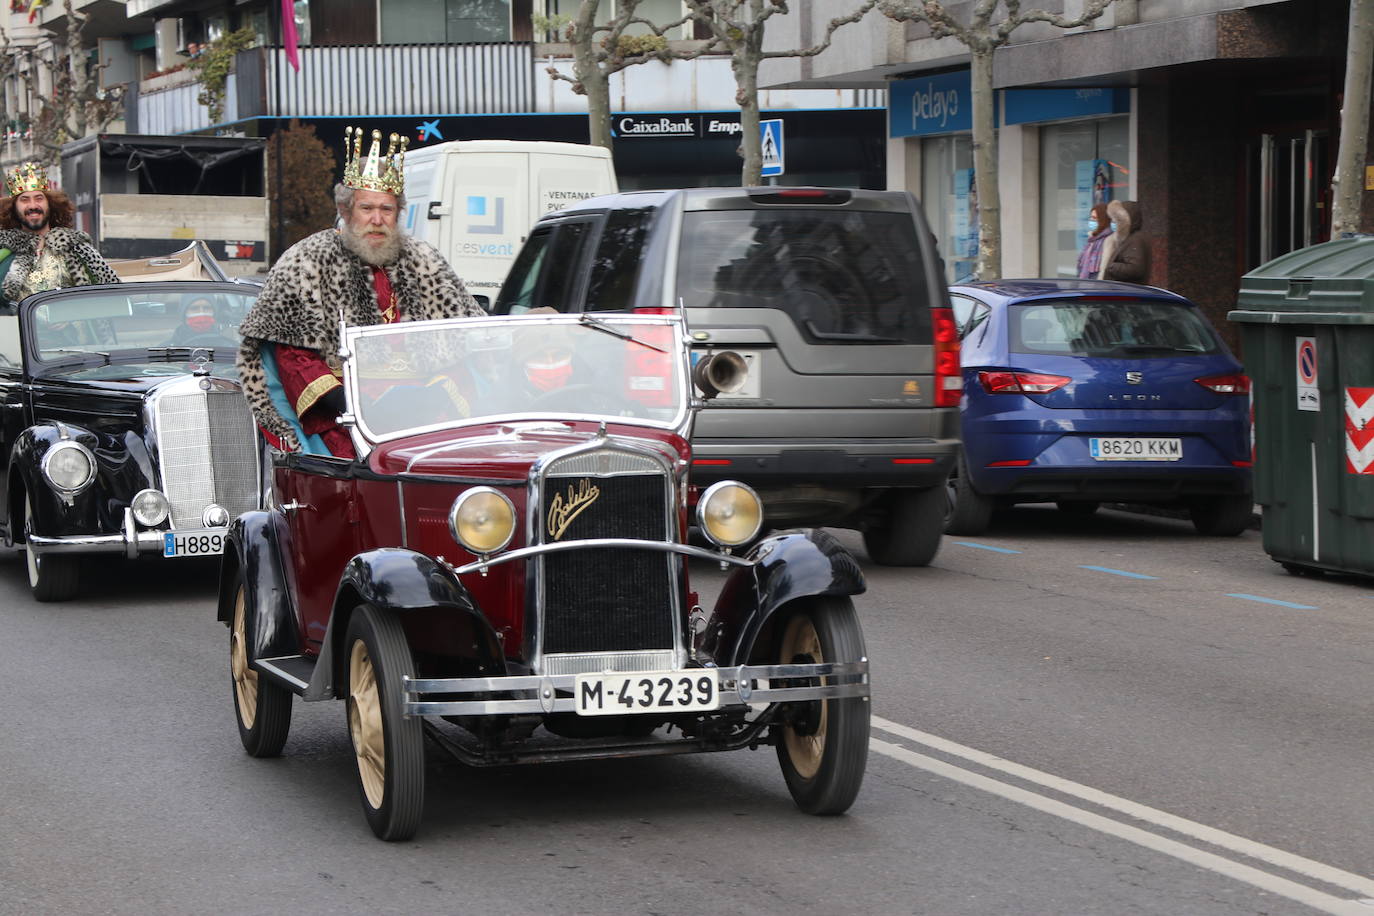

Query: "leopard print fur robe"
<box><xmin>237</xmin><ymin>228</ymin><xmax>483</xmax><ymax>448</ymax></box>
<box><xmin>0</xmin><ymin>227</ymin><xmax>120</xmax><ymax>302</ymax></box>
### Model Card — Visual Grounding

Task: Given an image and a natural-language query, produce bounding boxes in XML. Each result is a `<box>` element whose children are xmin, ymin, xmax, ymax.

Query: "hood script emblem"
<box><xmin>1125</xmin><ymin>371</ymin><xmax>1143</xmax><ymax>385</ymax></box>
<box><xmin>547</xmin><ymin>478</ymin><xmax>601</xmax><ymax>540</ymax></box>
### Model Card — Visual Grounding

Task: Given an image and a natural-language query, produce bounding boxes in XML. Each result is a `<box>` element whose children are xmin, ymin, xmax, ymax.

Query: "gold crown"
<box><xmin>6</xmin><ymin>161</ymin><xmax>50</xmax><ymax>197</ymax></box>
<box><xmin>342</xmin><ymin>127</ymin><xmax>407</xmax><ymax>195</ymax></box>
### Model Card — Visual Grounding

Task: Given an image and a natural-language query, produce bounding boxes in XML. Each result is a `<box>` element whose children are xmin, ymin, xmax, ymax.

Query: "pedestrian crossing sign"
<box><xmin>760</xmin><ymin>119</ymin><xmax>784</xmax><ymax>178</ymax></box>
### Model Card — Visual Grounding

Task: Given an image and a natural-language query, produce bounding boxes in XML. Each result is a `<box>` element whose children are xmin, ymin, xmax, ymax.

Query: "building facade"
<box><xmin>764</xmin><ymin>0</ymin><xmax>1360</xmax><ymax>340</ymax></box>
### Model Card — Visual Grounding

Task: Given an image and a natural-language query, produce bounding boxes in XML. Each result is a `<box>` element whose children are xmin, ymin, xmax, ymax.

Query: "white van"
<box><xmin>401</xmin><ymin>140</ymin><xmax>618</xmax><ymax>307</ymax></box>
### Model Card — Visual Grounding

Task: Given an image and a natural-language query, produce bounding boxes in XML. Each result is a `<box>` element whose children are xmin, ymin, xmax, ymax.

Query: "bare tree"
<box><xmin>21</xmin><ymin>0</ymin><xmax>124</xmax><ymax>165</ymax></box>
<box><xmin>686</xmin><ymin>0</ymin><xmax>873</xmax><ymax>186</ymax></box>
<box><xmin>875</xmin><ymin>0</ymin><xmax>1116</xmax><ymax>279</ymax></box>
<box><xmin>1332</xmin><ymin>0</ymin><xmax>1374</xmax><ymax>236</ymax></box>
<box><xmin>542</xmin><ymin>0</ymin><xmax>702</xmax><ymax>150</ymax></box>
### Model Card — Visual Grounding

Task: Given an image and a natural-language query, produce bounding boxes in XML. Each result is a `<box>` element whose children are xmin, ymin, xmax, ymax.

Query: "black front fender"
<box><xmin>702</xmin><ymin>528</ymin><xmax>866</xmax><ymax>667</ymax></box>
<box><xmin>328</xmin><ymin>549</ymin><xmax>505</xmax><ymax>680</ymax></box>
<box><xmin>217</xmin><ymin>510</ymin><xmax>300</xmax><ymax>662</ymax></box>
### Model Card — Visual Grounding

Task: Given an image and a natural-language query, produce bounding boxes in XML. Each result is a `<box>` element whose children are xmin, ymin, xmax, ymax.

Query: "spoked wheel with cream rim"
<box><xmin>774</xmin><ymin>596</ymin><xmax>869</xmax><ymax>815</ymax></box>
<box><xmin>230</xmin><ymin>577</ymin><xmax>292</xmax><ymax>757</ymax></box>
<box><xmin>346</xmin><ymin>603</ymin><xmax>424</xmax><ymax>841</ymax></box>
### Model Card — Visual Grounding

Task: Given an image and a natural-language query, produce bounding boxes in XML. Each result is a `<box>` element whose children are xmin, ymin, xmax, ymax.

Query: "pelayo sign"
<box><xmin>889</xmin><ymin>71</ymin><xmax>973</xmax><ymax>138</ymax></box>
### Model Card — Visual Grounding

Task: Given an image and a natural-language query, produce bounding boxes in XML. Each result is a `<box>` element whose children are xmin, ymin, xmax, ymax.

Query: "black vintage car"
<box><xmin>0</xmin><ymin>281</ymin><xmax>262</xmax><ymax>600</ymax></box>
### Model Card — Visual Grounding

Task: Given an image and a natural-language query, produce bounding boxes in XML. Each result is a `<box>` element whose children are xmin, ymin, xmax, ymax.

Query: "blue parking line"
<box><xmin>1226</xmin><ymin>593</ymin><xmax>1317</xmax><ymax>610</ymax></box>
<box><xmin>952</xmin><ymin>541</ymin><xmax>1022</xmax><ymax>554</ymax></box>
<box><xmin>1079</xmin><ymin>565</ymin><xmax>1158</xmax><ymax>580</ymax></box>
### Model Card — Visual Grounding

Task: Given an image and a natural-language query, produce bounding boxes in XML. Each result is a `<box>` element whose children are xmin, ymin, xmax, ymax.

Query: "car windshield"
<box><xmin>1010</xmin><ymin>299</ymin><xmax>1220</xmax><ymax>358</ymax></box>
<box><xmin>27</xmin><ymin>288</ymin><xmax>253</xmax><ymax>362</ymax></box>
<box><xmin>676</xmin><ymin>209</ymin><xmax>932</xmax><ymax>345</ymax></box>
<box><xmin>344</xmin><ymin>315</ymin><xmax>687</xmax><ymax>441</ymax></box>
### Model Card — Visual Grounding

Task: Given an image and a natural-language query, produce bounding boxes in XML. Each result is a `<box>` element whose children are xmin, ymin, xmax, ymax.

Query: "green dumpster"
<box><xmin>1230</xmin><ymin>236</ymin><xmax>1374</xmax><ymax>576</ymax></box>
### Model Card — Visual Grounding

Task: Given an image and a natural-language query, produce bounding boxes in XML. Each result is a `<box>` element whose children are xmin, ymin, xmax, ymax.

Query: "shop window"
<box><xmin>1038</xmin><ymin>117</ymin><xmax>1130</xmax><ymax>280</ymax></box>
<box><xmin>921</xmin><ymin>134</ymin><xmax>975</xmax><ymax>283</ymax></box>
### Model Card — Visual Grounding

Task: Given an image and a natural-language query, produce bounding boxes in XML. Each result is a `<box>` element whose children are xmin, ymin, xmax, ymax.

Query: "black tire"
<box><xmin>345</xmin><ymin>604</ymin><xmax>425</xmax><ymax>841</ymax></box>
<box><xmin>1056</xmin><ymin>500</ymin><xmax>1100</xmax><ymax>517</ymax></box>
<box><xmin>229</xmin><ymin>577</ymin><xmax>292</xmax><ymax>757</ymax></box>
<box><xmin>775</xmin><ymin>596</ymin><xmax>870</xmax><ymax>815</ymax></box>
<box><xmin>862</xmin><ymin>485</ymin><xmax>944</xmax><ymax>566</ymax></box>
<box><xmin>23</xmin><ymin>492</ymin><xmax>79</xmax><ymax>602</ymax></box>
<box><xmin>944</xmin><ymin>452</ymin><xmax>994</xmax><ymax>536</ymax></box>
<box><xmin>1189</xmin><ymin>494</ymin><xmax>1254</xmax><ymax>536</ymax></box>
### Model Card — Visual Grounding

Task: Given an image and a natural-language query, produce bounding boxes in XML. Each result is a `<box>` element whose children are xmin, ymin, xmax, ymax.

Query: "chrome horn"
<box><xmin>692</xmin><ymin>350</ymin><xmax>749</xmax><ymax>399</ymax></box>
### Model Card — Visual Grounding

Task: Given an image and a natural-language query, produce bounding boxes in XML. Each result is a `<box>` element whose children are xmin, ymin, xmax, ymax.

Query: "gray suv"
<box><xmin>493</xmin><ymin>187</ymin><xmax>959</xmax><ymax>566</ymax></box>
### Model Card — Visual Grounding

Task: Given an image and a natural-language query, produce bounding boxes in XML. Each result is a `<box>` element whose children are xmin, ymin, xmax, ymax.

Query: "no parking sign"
<box><xmin>1296</xmin><ymin>336</ymin><xmax>1319</xmax><ymax>411</ymax></box>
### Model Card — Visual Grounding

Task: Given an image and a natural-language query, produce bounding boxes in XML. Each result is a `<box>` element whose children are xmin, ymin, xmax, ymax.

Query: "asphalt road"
<box><xmin>2</xmin><ymin>507</ymin><xmax>1372</xmax><ymax>916</ymax></box>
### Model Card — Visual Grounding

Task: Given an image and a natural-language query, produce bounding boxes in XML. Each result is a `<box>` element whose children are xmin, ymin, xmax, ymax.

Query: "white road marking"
<box><xmin>871</xmin><ymin>718</ymin><xmax>1374</xmax><ymax>915</ymax></box>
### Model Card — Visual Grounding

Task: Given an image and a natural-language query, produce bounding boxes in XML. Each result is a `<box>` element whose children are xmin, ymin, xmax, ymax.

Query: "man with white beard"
<box><xmin>238</xmin><ymin>126</ymin><xmax>482</xmax><ymax>457</ymax></box>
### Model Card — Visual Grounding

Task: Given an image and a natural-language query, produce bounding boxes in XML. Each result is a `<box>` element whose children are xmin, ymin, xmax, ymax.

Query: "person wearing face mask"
<box><xmin>0</xmin><ymin>161</ymin><xmax>120</xmax><ymax>307</ymax></box>
<box><xmin>169</xmin><ymin>296</ymin><xmax>225</xmax><ymax>344</ymax></box>
<box><xmin>1097</xmin><ymin>199</ymin><xmax>1151</xmax><ymax>284</ymax></box>
<box><xmin>1076</xmin><ymin>203</ymin><xmax>1112</xmax><ymax>280</ymax></box>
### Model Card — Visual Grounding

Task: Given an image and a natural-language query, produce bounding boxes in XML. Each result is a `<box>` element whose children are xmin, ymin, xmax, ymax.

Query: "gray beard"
<box><xmin>340</xmin><ymin>223</ymin><xmax>402</xmax><ymax>266</ymax></box>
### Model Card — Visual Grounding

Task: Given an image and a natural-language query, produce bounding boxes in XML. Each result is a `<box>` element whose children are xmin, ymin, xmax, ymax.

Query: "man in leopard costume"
<box><xmin>0</xmin><ymin>161</ymin><xmax>120</xmax><ymax>306</ymax></box>
<box><xmin>237</xmin><ymin>127</ymin><xmax>482</xmax><ymax>457</ymax></box>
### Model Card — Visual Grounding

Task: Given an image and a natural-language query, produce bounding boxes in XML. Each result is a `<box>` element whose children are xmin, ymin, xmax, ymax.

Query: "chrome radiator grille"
<box><xmin>539</xmin><ymin>449</ymin><xmax>676</xmax><ymax>660</ymax></box>
<box><xmin>155</xmin><ymin>387</ymin><xmax>259</xmax><ymax>529</ymax></box>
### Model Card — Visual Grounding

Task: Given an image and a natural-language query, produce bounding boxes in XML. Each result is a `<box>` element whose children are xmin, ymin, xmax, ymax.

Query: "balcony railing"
<box><xmin>243</xmin><ymin>43</ymin><xmax>536</xmax><ymax>117</ymax></box>
<box><xmin>136</xmin><ymin>42</ymin><xmax>536</xmax><ymax>135</ymax></box>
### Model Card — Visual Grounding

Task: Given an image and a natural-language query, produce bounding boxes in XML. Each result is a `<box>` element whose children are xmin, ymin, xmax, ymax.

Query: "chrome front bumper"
<box><xmin>403</xmin><ymin>660</ymin><xmax>870</xmax><ymax>717</ymax></box>
<box><xmin>26</xmin><ymin>507</ymin><xmax>220</xmax><ymax>560</ymax></box>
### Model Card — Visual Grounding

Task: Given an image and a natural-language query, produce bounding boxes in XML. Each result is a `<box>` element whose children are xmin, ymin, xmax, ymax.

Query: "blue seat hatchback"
<box><xmin>947</xmin><ymin>279</ymin><xmax>1252</xmax><ymax>536</ymax></box>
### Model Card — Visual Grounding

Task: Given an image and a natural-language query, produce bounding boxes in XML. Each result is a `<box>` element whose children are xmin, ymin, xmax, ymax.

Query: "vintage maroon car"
<box><xmin>218</xmin><ymin>313</ymin><xmax>871</xmax><ymax>840</ymax></box>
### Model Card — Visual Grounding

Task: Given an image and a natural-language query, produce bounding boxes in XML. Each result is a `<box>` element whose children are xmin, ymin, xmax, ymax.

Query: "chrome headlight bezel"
<box><xmin>131</xmin><ymin>488</ymin><xmax>170</xmax><ymax>527</ymax></box>
<box><xmin>696</xmin><ymin>480</ymin><xmax>764</xmax><ymax>547</ymax></box>
<box><xmin>41</xmin><ymin>441</ymin><xmax>96</xmax><ymax>494</ymax></box>
<box><xmin>448</xmin><ymin>486</ymin><xmax>517</xmax><ymax>556</ymax></box>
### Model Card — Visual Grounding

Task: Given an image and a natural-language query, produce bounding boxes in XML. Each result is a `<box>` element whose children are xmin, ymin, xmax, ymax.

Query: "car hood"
<box><xmin>32</xmin><ymin>361</ymin><xmax>239</xmax><ymax>393</ymax></box>
<box><xmin>369</xmin><ymin>420</ymin><xmax>690</xmax><ymax>478</ymax></box>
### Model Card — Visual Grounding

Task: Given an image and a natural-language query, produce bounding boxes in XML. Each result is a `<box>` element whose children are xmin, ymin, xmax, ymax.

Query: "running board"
<box><xmin>255</xmin><ymin>655</ymin><xmax>316</xmax><ymax>696</ymax></box>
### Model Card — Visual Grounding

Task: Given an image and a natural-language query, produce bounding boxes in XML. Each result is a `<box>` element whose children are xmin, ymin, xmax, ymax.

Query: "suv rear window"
<box><xmin>676</xmin><ymin>210</ymin><xmax>932</xmax><ymax>344</ymax></box>
<box><xmin>1010</xmin><ymin>299</ymin><xmax>1220</xmax><ymax>358</ymax></box>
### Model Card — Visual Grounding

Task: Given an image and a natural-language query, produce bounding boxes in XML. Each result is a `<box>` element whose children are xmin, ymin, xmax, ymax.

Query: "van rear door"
<box><xmin>531</xmin><ymin>149</ymin><xmax>617</xmax><ymax>225</ymax></box>
<box><xmin>440</xmin><ymin>151</ymin><xmax>529</xmax><ymax>304</ymax></box>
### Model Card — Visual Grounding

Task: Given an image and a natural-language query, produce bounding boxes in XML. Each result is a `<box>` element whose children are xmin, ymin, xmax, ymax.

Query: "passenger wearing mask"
<box><xmin>1098</xmin><ymin>199</ymin><xmax>1151</xmax><ymax>284</ymax></box>
<box><xmin>1076</xmin><ymin>203</ymin><xmax>1112</xmax><ymax>280</ymax></box>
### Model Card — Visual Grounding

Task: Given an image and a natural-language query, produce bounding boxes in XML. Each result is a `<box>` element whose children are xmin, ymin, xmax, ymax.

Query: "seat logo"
<box><xmin>548</xmin><ymin>478</ymin><xmax>600</xmax><ymax>540</ymax></box>
<box><xmin>1125</xmin><ymin>371</ymin><xmax>1143</xmax><ymax>385</ymax></box>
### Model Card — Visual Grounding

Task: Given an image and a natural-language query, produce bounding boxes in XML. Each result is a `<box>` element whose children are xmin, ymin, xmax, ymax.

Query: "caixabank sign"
<box><xmin>613</xmin><ymin>114</ymin><xmax>747</xmax><ymax>139</ymax></box>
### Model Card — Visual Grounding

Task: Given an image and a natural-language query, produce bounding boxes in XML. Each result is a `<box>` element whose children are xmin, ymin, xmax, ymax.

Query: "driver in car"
<box><xmin>168</xmin><ymin>295</ymin><xmax>225</xmax><ymax>345</ymax></box>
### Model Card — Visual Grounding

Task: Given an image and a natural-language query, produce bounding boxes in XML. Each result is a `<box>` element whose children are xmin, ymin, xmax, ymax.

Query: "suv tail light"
<box><xmin>932</xmin><ymin>307</ymin><xmax>961</xmax><ymax>407</ymax></box>
<box><xmin>978</xmin><ymin>370</ymin><xmax>1072</xmax><ymax>394</ymax></box>
<box><xmin>1195</xmin><ymin>373</ymin><xmax>1251</xmax><ymax>395</ymax></box>
<box><xmin>747</xmin><ymin>188</ymin><xmax>852</xmax><ymax>205</ymax></box>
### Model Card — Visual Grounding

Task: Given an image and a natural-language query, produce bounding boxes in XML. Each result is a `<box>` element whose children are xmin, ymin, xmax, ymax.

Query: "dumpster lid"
<box><xmin>1232</xmin><ymin>237</ymin><xmax>1374</xmax><ymax>321</ymax></box>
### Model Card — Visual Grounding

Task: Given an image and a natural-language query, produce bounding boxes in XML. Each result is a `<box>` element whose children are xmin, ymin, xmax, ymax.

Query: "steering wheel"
<box><xmin>528</xmin><ymin>383</ymin><xmax>624</xmax><ymax>415</ymax></box>
<box><xmin>172</xmin><ymin>333</ymin><xmax>238</xmax><ymax>349</ymax></box>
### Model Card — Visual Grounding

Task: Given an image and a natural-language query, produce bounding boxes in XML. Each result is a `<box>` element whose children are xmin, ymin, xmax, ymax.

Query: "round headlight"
<box><xmin>41</xmin><ymin>442</ymin><xmax>96</xmax><ymax>493</ymax></box>
<box><xmin>132</xmin><ymin>488</ymin><xmax>170</xmax><ymax>527</ymax></box>
<box><xmin>449</xmin><ymin>487</ymin><xmax>516</xmax><ymax>555</ymax></box>
<box><xmin>696</xmin><ymin>481</ymin><xmax>763</xmax><ymax>547</ymax></box>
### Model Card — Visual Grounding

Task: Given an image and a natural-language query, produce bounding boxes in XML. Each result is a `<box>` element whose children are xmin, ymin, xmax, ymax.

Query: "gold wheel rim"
<box><xmin>349</xmin><ymin>639</ymin><xmax>386</xmax><ymax>810</ymax></box>
<box><xmin>230</xmin><ymin>587</ymin><xmax>258</xmax><ymax>729</ymax></box>
<box><xmin>780</xmin><ymin>614</ymin><xmax>827</xmax><ymax>780</ymax></box>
